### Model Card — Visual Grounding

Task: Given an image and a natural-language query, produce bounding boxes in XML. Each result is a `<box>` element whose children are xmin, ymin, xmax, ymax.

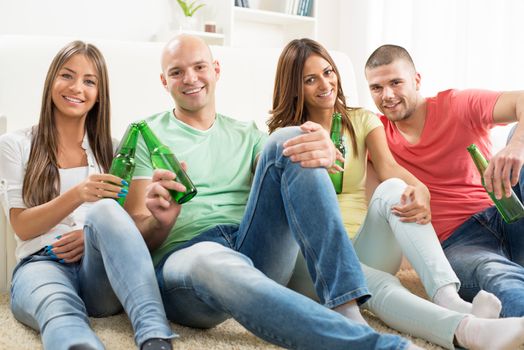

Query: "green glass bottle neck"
<box><xmin>467</xmin><ymin>144</ymin><xmax>488</xmax><ymax>173</ymax></box>
<box><xmin>138</xmin><ymin>121</ymin><xmax>166</xmax><ymax>154</ymax></box>
<box><xmin>330</xmin><ymin>112</ymin><xmax>342</xmax><ymax>141</ymax></box>
<box><xmin>117</xmin><ymin>125</ymin><xmax>139</xmax><ymax>156</ymax></box>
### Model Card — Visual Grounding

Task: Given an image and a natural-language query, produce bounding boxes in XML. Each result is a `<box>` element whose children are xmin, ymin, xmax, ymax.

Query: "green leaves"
<box><xmin>176</xmin><ymin>0</ymin><xmax>205</xmax><ymax>17</ymax></box>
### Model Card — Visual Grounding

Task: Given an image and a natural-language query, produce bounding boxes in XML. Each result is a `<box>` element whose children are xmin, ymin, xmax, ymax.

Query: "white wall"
<box><xmin>0</xmin><ymin>0</ymin><xmax>341</xmax><ymax>46</ymax></box>
<box><xmin>4</xmin><ymin>1</ymin><xmax>521</xmax><ymax>116</ymax></box>
<box><xmin>0</xmin><ymin>0</ymin><xmax>165</xmax><ymax>41</ymax></box>
<box><xmin>340</xmin><ymin>0</ymin><xmax>524</xmax><ymax>112</ymax></box>
<box><xmin>316</xmin><ymin>0</ymin><xmax>340</xmax><ymax>50</ymax></box>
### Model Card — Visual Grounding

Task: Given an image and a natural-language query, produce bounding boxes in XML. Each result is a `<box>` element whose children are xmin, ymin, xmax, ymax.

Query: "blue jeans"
<box><xmin>156</xmin><ymin>127</ymin><xmax>409</xmax><ymax>349</ymax></box>
<box><xmin>442</xmin><ymin>125</ymin><xmax>524</xmax><ymax>317</ymax></box>
<box><xmin>10</xmin><ymin>200</ymin><xmax>174</xmax><ymax>350</ymax></box>
<box><xmin>289</xmin><ymin>178</ymin><xmax>463</xmax><ymax>349</ymax></box>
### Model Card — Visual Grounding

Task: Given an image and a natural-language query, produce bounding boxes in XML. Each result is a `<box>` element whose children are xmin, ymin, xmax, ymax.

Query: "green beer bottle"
<box><xmin>329</xmin><ymin>112</ymin><xmax>346</xmax><ymax>194</ymax></box>
<box><xmin>467</xmin><ymin>144</ymin><xmax>524</xmax><ymax>223</ymax></box>
<box><xmin>137</xmin><ymin>120</ymin><xmax>197</xmax><ymax>204</ymax></box>
<box><xmin>109</xmin><ymin>123</ymin><xmax>139</xmax><ymax>206</ymax></box>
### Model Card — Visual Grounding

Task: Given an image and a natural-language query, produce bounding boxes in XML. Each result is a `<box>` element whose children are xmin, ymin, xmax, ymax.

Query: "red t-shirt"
<box><xmin>381</xmin><ymin>89</ymin><xmax>502</xmax><ymax>242</ymax></box>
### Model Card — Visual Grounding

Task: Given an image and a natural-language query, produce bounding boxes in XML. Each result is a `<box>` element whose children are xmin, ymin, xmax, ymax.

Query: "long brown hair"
<box><xmin>23</xmin><ymin>41</ymin><xmax>113</xmax><ymax>207</ymax></box>
<box><xmin>268</xmin><ymin>38</ymin><xmax>358</xmax><ymax>156</ymax></box>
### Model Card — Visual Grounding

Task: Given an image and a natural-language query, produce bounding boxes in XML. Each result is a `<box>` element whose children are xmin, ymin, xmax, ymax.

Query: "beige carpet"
<box><xmin>0</xmin><ymin>269</ymin><xmax>443</xmax><ymax>350</ymax></box>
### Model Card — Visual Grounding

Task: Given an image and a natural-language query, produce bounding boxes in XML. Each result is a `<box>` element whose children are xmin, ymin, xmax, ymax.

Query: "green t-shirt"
<box><xmin>133</xmin><ymin>110</ymin><xmax>267</xmax><ymax>265</ymax></box>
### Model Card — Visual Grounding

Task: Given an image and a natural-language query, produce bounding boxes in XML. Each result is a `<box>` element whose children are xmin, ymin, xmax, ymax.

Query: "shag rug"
<box><xmin>0</xmin><ymin>268</ymin><xmax>444</xmax><ymax>350</ymax></box>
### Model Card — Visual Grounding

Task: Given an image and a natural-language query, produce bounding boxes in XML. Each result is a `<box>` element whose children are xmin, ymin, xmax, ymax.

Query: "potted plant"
<box><xmin>176</xmin><ymin>0</ymin><xmax>205</xmax><ymax>17</ymax></box>
<box><xmin>175</xmin><ymin>0</ymin><xmax>205</xmax><ymax>31</ymax></box>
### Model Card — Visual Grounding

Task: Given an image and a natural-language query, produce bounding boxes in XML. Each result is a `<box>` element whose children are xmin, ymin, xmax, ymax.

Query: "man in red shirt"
<box><xmin>364</xmin><ymin>44</ymin><xmax>524</xmax><ymax>317</ymax></box>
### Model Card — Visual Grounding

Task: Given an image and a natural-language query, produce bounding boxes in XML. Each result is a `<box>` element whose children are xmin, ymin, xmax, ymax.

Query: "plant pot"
<box><xmin>179</xmin><ymin>16</ymin><xmax>199</xmax><ymax>32</ymax></box>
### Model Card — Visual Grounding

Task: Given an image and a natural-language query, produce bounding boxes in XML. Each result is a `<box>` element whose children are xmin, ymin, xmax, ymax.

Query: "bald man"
<box><xmin>109</xmin><ymin>35</ymin><xmax>417</xmax><ymax>349</ymax></box>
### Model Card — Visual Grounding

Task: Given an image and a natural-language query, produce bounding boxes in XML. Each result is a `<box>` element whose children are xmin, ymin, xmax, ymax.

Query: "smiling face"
<box><xmin>160</xmin><ymin>36</ymin><xmax>220</xmax><ymax>116</ymax></box>
<box><xmin>365</xmin><ymin>58</ymin><xmax>421</xmax><ymax>122</ymax></box>
<box><xmin>51</xmin><ymin>54</ymin><xmax>99</xmax><ymax>122</ymax></box>
<box><xmin>302</xmin><ymin>54</ymin><xmax>338</xmax><ymax>117</ymax></box>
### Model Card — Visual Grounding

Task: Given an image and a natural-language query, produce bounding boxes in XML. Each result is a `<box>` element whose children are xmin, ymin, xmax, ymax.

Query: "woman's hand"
<box><xmin>47</xmin><ymin>229</ymin><xmax>84</xmax><ymax>263</ymax></box>
<box><xmin>74</xmin><ymin>173</ymin><xmax>127</xmax><ymax>202</ymax></box>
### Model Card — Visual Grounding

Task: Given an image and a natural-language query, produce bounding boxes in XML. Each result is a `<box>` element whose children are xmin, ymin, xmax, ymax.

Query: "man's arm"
<box><xmin>484</xmin><ymin>91</ymin><xmax>524</xmax><ymax>199</ymax></box>
<box><xmin>366</xmin><ymin>127</ymin><xmax>431</xmax><ymax>224</ymax></box>
<box><xmin>125</xmin><ymin>169</ymin><xmax>184</xmax><ymax>251</ymax></box>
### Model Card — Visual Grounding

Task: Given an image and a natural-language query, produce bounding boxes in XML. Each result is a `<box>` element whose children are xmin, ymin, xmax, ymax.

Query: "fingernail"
<box><xmin>45</xmin><ymin>245</ymin><xmax>51</xmax><ymax>251</ymax></box>
<box><xmin>282</xmin><ymin>149</ymin><xmax>289</xmax><ymax>156</ymax></box>
<box><xmin>121</xmin><ymin>179</ymin><xmax>129</xmax><ymax>186</ymax></box>
<box><xmin>55</xmin><ymin>235</ymin><xmax>62</xmax><ymax>239</ymax></box>
<box><xmin>59</xmin><ymin>259</ymin><xmax>65</xmax><ymax>264</ymax></box>
<box><xmin>50</xmin><ymin>252</ymin><xmax>57</xmax><ymax>259</ymax></box>
<box><xmin>120</xmin><ymin>188</ymin><xmax>128</xmax><ymax>194</ymax></box>
<box><xmin>118</xmin><ymin>193</ymin><xmax>127</xmax><ymax>198</ymax></box>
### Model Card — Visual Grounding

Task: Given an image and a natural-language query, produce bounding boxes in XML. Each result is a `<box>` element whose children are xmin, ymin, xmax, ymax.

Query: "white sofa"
<box><xmin>0</xmin><ymin>35</ymin><xmax>359</xmax><ymax>292</ymax></box>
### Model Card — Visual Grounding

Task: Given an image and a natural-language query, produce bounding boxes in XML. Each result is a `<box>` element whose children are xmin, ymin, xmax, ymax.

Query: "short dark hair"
<box><xmin>365</xmin><ymin>44</ymin><xmax>416</xmax><ymax>71</ymax></box>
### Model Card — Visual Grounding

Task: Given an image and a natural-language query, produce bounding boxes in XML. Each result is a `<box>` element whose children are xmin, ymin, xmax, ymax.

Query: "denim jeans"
<box><xmin>10</xmin><ymin>200</ymin><xmax>174</xmax><ymax>350</ymax></box>
<box><xmin>442</xmin><ymin>125</ymin><xmax>524</xmax><ymax>317</ymax></box>
<box><xmin>354</xmin><ymin>178</ymin><xmax>460</xmax><ymax>299</ymax></box>
<box><xmin>156</xmin><ymin>127</ymin><xmax>409</xmax><ymax>350</ymax></box>
<box><xmin>288</xmin><ymin>178</ymin><xmax>464</xmax><ymax>349</ymax></box>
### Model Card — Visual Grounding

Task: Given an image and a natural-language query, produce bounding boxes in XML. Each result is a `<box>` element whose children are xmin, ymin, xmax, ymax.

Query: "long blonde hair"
<box><xmin>268</xmin><ymin>38</ymin><xmax>358</xmax><ymax>156</ymax></box>
<box><xmin>22</xmin><ymin>41</ymin><xmax>113</xmax><ymax>207</ymax></box>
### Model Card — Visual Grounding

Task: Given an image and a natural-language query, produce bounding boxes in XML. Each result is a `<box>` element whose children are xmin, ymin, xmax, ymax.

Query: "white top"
<box><xmin>0</xmin><ymin>127</ymin><xmax>105</xmax><ymax>261</ymax></box>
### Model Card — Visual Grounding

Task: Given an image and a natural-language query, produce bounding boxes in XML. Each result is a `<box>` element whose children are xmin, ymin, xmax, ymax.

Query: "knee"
<box><xmin>170</xmin><ymin>242</ymin><xmax>254</xmax><ymax>281</ymax></box>
<box><xmin>267</xmin><ymin>126</ymin><xmax>303</xmax><ymax>148</ymax></box>
<box><xmin>262</xmin><ymin>127</ymin><xmax>303</xmax><ymax>160</ymax></box>
<box><xmin>84</xmin><ymin>199</ymin><xmax>135</xmax><ymax>242</ymax></box>
<box><xmin>370</xmin><ymin>178</ymin><xmax>407</xmax><ymax>205</ymax></box>
<box><xmin>85</xmin><ymin>199</ymin><xmax>125</xmax><ymax>228</ymax></box>
<box><xmin>190</xmin><ymin>242</ymin><xmax>253</xmax><ymax>276</ymax></box>
<box><xmin>163</xmin><ymin>243</ymin><xmax>259</xmax><ymax>296</ymax></box>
